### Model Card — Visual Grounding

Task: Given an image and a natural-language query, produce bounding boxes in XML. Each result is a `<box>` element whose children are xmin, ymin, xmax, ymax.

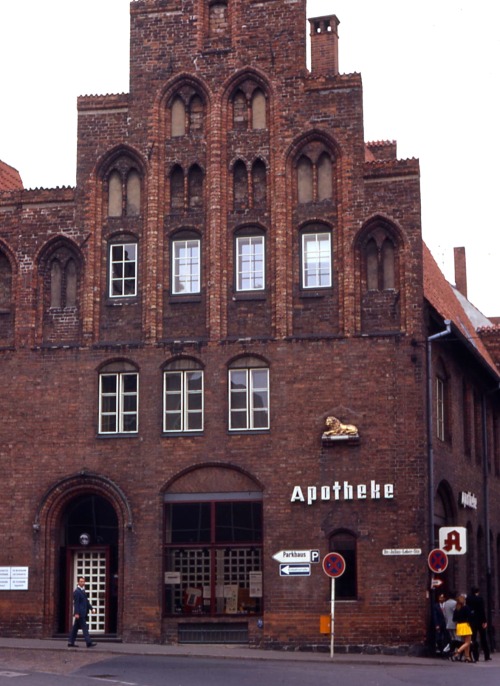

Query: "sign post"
<box><xmin>322</xmin><ymin>552</ymin><xmax>346</xmax><ymax>658</ymax></box>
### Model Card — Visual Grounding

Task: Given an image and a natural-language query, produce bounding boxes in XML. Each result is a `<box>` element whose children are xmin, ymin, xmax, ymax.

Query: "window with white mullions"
<box><xmin>110</xmin><ymin>243</ymin><xmax>137</xmax><ymax>297</ymax></box>
<box><xmin>302</xmin><ymin>232</ymin><xmax>331</xmax><ymax>288</ymax></box>
<box><xmin>236</xmin><ymin>236</ymin><xmax>264</xmax><ymax>291</ymax></box>
<box><xmin>164</xmin><ymin>369</ymin><xmax>204</xmax><ymax>432</ymax></box>
<box><xmin>229</xmin><ymin>367</ymin><xmax>269</xmax><ymax>430</ymax></box>
<box><xmin>99</xmin><ymin>372</ymin><xmax>138</xmax><ymax>434</ymax></box>
<box><xmin>172</xmin><ymin>239</ymin><xmax>200</xmax><ymax>294</ymax></box>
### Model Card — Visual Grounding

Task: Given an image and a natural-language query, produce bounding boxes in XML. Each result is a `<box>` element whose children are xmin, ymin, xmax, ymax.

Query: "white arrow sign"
<box><xmin>279</xmin><ymin>564</ymin><xmax>311</xmax><ymax>576</ymax></box>
<box><xmin>273</xmin><ymin>549</ymin><xmax>320</xmax><ymax>564</ymax></box>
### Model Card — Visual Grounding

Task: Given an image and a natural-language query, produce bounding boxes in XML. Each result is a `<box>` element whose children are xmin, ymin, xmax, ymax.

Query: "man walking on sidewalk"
<box><xmin>68</xmin><ymin>576</ymin><xmax>97</xmax><ymax>648</ymax></box>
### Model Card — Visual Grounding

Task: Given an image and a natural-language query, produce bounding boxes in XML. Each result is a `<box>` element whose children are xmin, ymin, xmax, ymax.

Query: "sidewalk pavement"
<box><xmin>0</xmin><ymin>637</ymin><xmax>447</xmax><ymax>667</ymax></box>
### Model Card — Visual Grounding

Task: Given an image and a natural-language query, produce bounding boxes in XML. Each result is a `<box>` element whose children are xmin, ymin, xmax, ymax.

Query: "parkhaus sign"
<box><xmin>291</xmin><ymin>480</ymin><xmax>394</xmax><ymax>505</ymax></box>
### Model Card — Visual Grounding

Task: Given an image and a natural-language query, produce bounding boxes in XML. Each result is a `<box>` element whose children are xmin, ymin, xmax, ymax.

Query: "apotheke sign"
<box><xmin>459</xmin><ymin>491</ymin><xmax>477</xmax><ymax>510</ymax></box>
<box><xmin>291</xmin><ymin>480</ymin><xmax>394</xmax><ymax>505</ymax></box>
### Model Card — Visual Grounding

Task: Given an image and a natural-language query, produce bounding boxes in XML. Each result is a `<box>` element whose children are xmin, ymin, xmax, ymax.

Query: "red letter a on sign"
<box><xmin>442</xmin><ymin>530</ymin><xmax>462</xmax><ymax>553</ymax></box>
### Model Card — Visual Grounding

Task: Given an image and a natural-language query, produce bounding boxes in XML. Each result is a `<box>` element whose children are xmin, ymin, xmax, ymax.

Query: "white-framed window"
<box><xmin>164</xmin><ymin>362</ymin><xmax>204</xmax><ymax>432</ymax></box>
<box><xmin>229</xmin><ymin>364</ymin><xmax>269</xmax><ymax>431</ymax></box>
<box><xmin>236</xmin><ymin>235</ymin><xmax>264</xmax><ymax>291</ymax></box>
<box><xmin>302</xmin><ymin>231</ymin><xmax>332</xmax><ymax>289</ymax></box>
<box><xmin>99</xmin><ymin>370</ymin><xmax>138</xmax><ymax>434</ymax></box>
<box><xmin>172</xmin><ymin>239</ymin><xmax>200</xmax><ymax>294</ymax></box>
<box><xmin>109</xmin><ymin>243</ymin><xmax>137</xmax><ymax>297</ymax></box>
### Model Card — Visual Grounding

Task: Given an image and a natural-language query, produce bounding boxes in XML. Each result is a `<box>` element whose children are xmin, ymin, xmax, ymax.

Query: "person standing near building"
<box><xmin>452</xmin><ymin>594</ymin><xmax>474</xmax><ymax>662</ymax></box>
<box><xmin>467</xmin><ymin>586</ymin><xmax>492</xmax><ymax>661</ymax></box>
<box><xmin>68</xmin><ymin>577</ymin><xmax>97</xmax><ymax>648</ymax></box>
<box><xmin>443</xmin><ymin>591</ymin><xmax>457</xmax><ymax>642</ymax></box>
<box><xmin>433</xmin><ymin>592</ymin><xmax>448</xmax><ymax>654</ymax></box>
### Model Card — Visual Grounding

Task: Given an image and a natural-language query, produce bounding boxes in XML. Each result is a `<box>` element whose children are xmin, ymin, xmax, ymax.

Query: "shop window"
<box><xmin>251</xmin><ymin>89</ymin><xmax>266</xmax><ymax>129</ymax></box>
<box><xmin>228</xmin><ymin>357</ymin><xmax>269</xmax><ymax>431</ymax></box>
<box><xmin>329</xmin><ymin>530</ymin><xmax>357</xmax><ymax>599</ymax></box>
<box><xmin>164</xmin><ymin>359</ymin><xmax>204</xmax><ymax>432</ymax></box>
<box><xmin>99</xmin><ymin>361</ymin><xmax>138</xmax><ymax>434</ymax></box>
<box><xmin>251</xmin><ymin>160</ymin><xmax>267</xmax><ymax>208</ymax></box>
<box><xmin>164</xmin><ymin>498</ymin><xmax>263</xmax><ymax>616</ymax></box>
<box><xmin>109</xmin><ymin>242</ymin><xmax>137</xmax><ymax>298</ymax></box>
<box><xmin>235</xmin><ymin>233</ymin><xmax>265</xmax><ymax>292</ymax></box>
<box><xmin>171</xmin><ymin>235</ymin><xmax>201</xmax><ymax>295</ymax></box>
<box><xmin>301</xmin><ymin>229</ymin><xmax>332</xmax><ymax>289</ymax></box>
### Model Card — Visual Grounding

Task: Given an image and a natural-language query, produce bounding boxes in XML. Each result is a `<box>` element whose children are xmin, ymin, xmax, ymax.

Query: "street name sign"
<box><xmin>382</xmin><ymin>548</ymin><xmax>422</xmax><ymax>556</ymax></box>
<box><xmin>273</xmin><ymin>549</ymin><xmax>320</xmax><ymax>563</ymax></box>
<box><xmin>279</xmin><ymin>564</ymin><xmax>311</xmax><ymax>576</ymax></box>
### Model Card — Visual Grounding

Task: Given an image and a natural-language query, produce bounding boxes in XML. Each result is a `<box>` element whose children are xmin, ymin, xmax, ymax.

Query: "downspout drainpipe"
<box><xmin>426</xmin><ymin>320</ymin><xmax>452</xmax><ymax>550</ymax></box>
<box><xmin>426</xmin><ymin>320</ymin><xmax>451</xmax><ymax>655</ymax></box>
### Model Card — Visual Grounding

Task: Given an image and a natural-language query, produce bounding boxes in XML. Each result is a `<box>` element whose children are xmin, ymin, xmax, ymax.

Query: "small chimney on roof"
<box><xmin>309</xmin><ymin>15</ymin><xmax>340</xmax><ymax>76</ymax></box>
<box><xmin>454</xmin><ymin>247</ymin><xmax>468</xmax><ymax>298</ymax></box>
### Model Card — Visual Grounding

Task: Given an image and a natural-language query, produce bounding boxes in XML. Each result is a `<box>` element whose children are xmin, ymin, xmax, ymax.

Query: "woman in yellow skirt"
<box><xmin>452</xmin><ymin>594</ymin><xmax>474</xmax><ymax>662</ymax></box>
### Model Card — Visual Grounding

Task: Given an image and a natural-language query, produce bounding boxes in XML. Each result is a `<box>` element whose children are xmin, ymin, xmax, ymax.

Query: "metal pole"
<box><xmin>330</xmin><ymin>577</ymin><xmax>335</xmax><ymax>658</ymax></box>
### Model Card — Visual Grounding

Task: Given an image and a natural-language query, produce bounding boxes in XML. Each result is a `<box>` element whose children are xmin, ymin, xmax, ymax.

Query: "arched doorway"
<box><xmin>36</xmin><ymin>471</ymin><xmax>132</xmax><ymax>638</ymax></box>
<box><xmin>58</xmin><ymin>494</ymin><xmax>119</xmax><ymax>635</ymax></box>
<box><xmin>434</xmin><ymin>480</ymin><xmax>458</xmax><ymax>594</ymax></box>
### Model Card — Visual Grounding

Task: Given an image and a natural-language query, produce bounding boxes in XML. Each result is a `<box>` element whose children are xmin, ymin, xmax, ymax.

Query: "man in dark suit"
<box><xmin>68</xmin><ymin>576</ymin><xmax>97</xmax><ymax>648</ymax></box>
<box><xmin>467</xmin><ymin>586</ymin><xmax>491</xmax><ymax>661</ymax></box>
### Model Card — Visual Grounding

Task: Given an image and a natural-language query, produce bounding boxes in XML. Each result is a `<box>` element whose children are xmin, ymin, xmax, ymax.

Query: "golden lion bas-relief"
<box><xmin>323</xmin><ymin>416</ymin><xmax>359</xmax><ymax>437</ymax></box>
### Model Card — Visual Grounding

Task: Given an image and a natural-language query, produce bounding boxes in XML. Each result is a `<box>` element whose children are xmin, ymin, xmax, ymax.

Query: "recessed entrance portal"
<box><xmin>58</xmin><ymin>494</ymin><xmax>119</xmax><ymax>635</ymax></box>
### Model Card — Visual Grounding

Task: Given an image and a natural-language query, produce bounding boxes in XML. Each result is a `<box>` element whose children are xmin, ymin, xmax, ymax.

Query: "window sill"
<box><xmin>299</xmin><ymin>289</ymin><xmax>332</xmax><ymax>298</ymax></box>
<box><xmin>162</xmin><ymin>431</ymin><xmax>204</xmax><ymax>438</ymax></box>
<box><xmin>97</xmin><ymin>433</ymin><xmax>140</xmax><ymax>439</ymax></box>
<box><xmin>168</xmin><ymin>294</ymin><xmax>202</xmax><ymax>304</ymax></box>
<box><xmin>105</xmin><ymin>297</ymin><xmax>140</xmax><ymax>306</ymax></box>
<box><xmin>228</xmin><ymin>429</ymin><xmax>270</xmax><ymax>435</ymax></box>
<box><xmin>231</xmin><ymin>292</ymin><xmax>267</xmax><ymax>302</ymax></box>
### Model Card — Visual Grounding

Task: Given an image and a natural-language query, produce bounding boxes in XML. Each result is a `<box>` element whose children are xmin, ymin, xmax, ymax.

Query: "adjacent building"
<box><xmin>0</xmin><ymin>1</ymin><xmax>498</xmax><ymax>653</ymax></box>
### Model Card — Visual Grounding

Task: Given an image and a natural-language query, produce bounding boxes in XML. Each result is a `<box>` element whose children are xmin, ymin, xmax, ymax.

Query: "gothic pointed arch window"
<box><xmin>297</xmin><ymin>156</ymin><xmax>313</xmax><ymax>204</ymax></box>
<box><xmin>188</xmin><ymin>95</ymin><xmax>204</xmax><ymax>133</ymax></box>
<box><xmin>171</xmin><ymin>96</ymin><xmax>186</xmax><ymax>137</ymax></box>
<box><xmin>233</xmin><ymin>91</ymin><xmax>248</xmax><ymax>130</ymax></box>
<box><xmin>50</xmin><ymin>260</ymin><xmax>62</xmax><ymax>308</ymax></box>
<box><xmin>66</xmin><ymin>259</ymin><xmax>77</xmax><ymax>308</ymax></box>
<box><xmin>106</xmin><ymin>161</ymin><xmax>143</xmax><ymax>218</ymax></box>
<box><xmin>252</xmin><ymin>159</ymin><xmax>267</xmax><ymax>208</ymax></box>
<box><xmin>188</xmin><ymin>165</ymin><xmax>204</xmax><ymax>209</ymax></box>
<box><xmin>295</xmin><ymin>144</ymin><xmax>335</xmax><ymax>205</ymax></box>
<box><xmin>251</xmin><ymin>89</ymin><xmax>266</xmax><ymax>130</ymax></box>
<box><xmin>0</xmin><ymin>250</ymin><xmax>12</xmax><ymax>312</ymax></box>
<box><xmin>233</xmin><ymin>160</ymin><xmax>248</xmax><ymax>209</ymax></box>
<box><xmin>170</xmin><ymin>165</ymin><xmax>185</xmax><ymax>211</ymax></box>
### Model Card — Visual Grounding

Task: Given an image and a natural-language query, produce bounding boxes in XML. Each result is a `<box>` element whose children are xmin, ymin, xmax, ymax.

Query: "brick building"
<box><xmin>0</xmin><ymin>1</ymin><xmax>499</xmax><ymax>653</ymax></box>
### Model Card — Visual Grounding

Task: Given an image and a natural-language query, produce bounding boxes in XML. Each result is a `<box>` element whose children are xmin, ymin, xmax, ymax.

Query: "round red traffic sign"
<box><xmin>322</xmin><ymin>552</ymin><xmax>346</xmax><ymax>578</ymax></box>
<box><xmin>428</xmin><ymin>548</ymin><xmax>448</xmax><ymax>574</ymax></box>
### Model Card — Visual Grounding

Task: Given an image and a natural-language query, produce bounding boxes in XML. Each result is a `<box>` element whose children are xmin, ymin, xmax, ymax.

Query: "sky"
<box><xmin>0</xmin><ymin>0</ymin><xmax>499</xmax><ymax>316</ymax></box>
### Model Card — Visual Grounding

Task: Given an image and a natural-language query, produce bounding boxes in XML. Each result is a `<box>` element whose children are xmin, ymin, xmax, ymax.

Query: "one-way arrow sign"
<box><xmin>279</xmin><ymin>564</ymin><xmax>311</xmax><ymax>576</ymax></box>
